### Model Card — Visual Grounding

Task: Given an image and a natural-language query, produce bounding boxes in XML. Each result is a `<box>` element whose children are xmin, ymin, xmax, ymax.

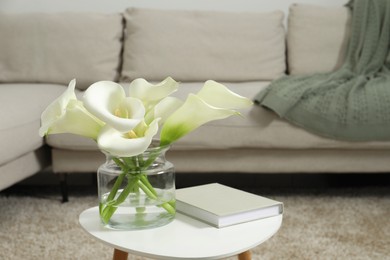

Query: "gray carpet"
<box><xmin>0</xmin><ymin>187</ymin><xmax>389</xmax><ymax>260</ymax></box>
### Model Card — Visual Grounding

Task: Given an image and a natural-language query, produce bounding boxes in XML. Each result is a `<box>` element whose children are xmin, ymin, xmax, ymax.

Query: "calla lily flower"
<box><xmin>97</xmin><ymin>119</ymin><xmax>160</xmax><ymax>157</ymax></box>
<box><xmin>160</xmin><ymin>94</ymin><xmax>241</xmax><ymax>146</ymax></box>
<box><xmin>39</xmin><ymin>79</ymin><xmax>104</xmax><ymax>139</ymax></box>
<box><xmin>160</xmin><ymin>81</ymin><xmax>253</xmax><ymax>146</ymax></box>
<box><xmin>83</xmin><ymin>81</ymin><xmax>145</xmax><ymax>133</ymax></box>
<box><xmin>128</xmin><ymin>77</ymin><xmax>179</xmax><ymax>103</ymax></box>
<box><xmin>197</xmin><ymin>80</ymin><xmax>253</xmax><ymax>109</ymax></box>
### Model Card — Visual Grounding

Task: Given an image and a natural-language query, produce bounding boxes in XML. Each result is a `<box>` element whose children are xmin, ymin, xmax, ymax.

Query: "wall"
<box><xmin>1</xmin><ymin>0</ymin><xmax>349</xmax><ymax>14</ymax></box>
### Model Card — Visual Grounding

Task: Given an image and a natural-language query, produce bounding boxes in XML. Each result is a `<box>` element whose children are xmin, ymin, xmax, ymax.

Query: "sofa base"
<box><xmin>0</xmin><ymin>147</ymin><xmax>51</xmax><ymax>191</ymax></box>
<box><xmin>52</xmin><ymin>148</ymin><xmax>390</xmax><ymax>174</ymax></box>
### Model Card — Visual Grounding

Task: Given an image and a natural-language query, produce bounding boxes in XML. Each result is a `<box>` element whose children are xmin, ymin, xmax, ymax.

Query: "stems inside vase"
<box><xmin>99</xmin><ymin>149</ymin><xmax>175</xmax><ymax>226</ymax></box>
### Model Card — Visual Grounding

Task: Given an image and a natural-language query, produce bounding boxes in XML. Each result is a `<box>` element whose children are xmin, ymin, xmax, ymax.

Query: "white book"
<box><xmin>176</xmin><ymin>183</ymin><xmax>283</xmax><ymax>228</ymax></box>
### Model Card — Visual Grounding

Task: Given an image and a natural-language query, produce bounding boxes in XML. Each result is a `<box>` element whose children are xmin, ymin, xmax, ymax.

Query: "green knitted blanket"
<box><xmin>254</xmin><ymin>0</ymin><xmax>390</xmax><ymax>141</ymax></box>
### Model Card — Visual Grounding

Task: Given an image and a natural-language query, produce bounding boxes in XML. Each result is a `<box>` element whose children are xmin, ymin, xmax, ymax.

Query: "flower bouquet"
<box><xmin>39</xmin><ymin>77</ymin><xmax>252</xmax><ymax>229</ymax></box>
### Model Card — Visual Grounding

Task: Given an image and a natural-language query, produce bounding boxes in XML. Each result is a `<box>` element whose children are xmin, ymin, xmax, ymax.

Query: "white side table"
<box><xmin>79</xmin><ymin>207</ymin><xmax>282</xmax><ymax>260</ymax></box>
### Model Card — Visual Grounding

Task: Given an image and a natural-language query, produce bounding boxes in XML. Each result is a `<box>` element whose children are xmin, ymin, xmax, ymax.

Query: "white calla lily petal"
<box><xmin>129</xmin><ymin>77</ymin><xmax>179</xmax><ymax>102</ymax></box>
<box><xmin>39</xmin><ymin>79</ymin><xmax>77</xmax><ymax>136</ymax></box>
<box><xmin>42</xmin><ymin>100</ymin><xmax>104</xmax><ymax>139</ymax></box>
<box><xmin>83</xmin><ymin>81</ymin><xmax>144</xmax><ymax>133</ymax></box>
<box><xmin>98</xmin><ymin>119</ymin><xmax>160</xmax><ymax>157</ymax></box>
<box><xmin>145</xmin><ymin>97</ymin><xmax>183</xmax><ymax>125</ymax></box>
<box><xmin>160</xmin><ymin>94</ymin><xmax>239</xmax><ymax>146</ymax></box>
<box><xmin>120</xmin><ymin>97</ymin><xmax>146</xmax><ymax>120</ymax></box>
<box><xmin>39</xmin><ymin>79</ymin><xmax>103</xmax><ymax>139</ymax></box>
<box><xmin>197</xmin><ymin>80</ymin><xmax>253</xmax><ymax>109</ymax></box>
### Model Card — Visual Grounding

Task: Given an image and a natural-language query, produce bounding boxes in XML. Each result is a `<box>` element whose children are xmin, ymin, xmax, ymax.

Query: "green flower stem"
<box><xmin>113</xmin><ymin>176</ymin><xmax>140</xmax><ymax>205</ymax></box>
<box><xmin>137</xmin><ymin>179</ymin><xmax>156</xmax><ymax>198</ymax></box>
<box><xmin>106</xmin><ymin>172</ymin><xmax>125</xmax><ymax>202</ymax></box>
<box><xmin>140</xmin><ymin>175</ymin><xmax>157</xmax><ymax>196</ymax></box>
<box><xmin>100</xmin><ymin>175</ymin><xmax>140</xmax><ymax>224</ymax></box>
<box><xmin>138</xmin><ymin>179</ymin><xmax>176</xmax><ymax>215</ymax></box>
<box><xmin>139</xmin><ymin>174</ymin><xmax>175</xmax><ymax>211</ymax></box>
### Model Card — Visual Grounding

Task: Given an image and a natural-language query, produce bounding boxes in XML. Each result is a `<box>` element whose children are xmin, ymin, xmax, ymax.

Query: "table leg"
<box><xmin>113</xmin><ymin>248</ymin><xmax>128</xmax><ymax>260</ymax></box>
<box><xmin>238</xmin><ymin>250</ymin><xmax>252</xmax><ymax>260</ymax></box>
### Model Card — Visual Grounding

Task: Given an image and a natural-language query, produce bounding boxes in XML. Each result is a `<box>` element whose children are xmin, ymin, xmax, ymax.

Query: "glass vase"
<box><xmin>97</xmin><ymin>143</ymin><xmax>175</xmax><ymax>230</ymax></box>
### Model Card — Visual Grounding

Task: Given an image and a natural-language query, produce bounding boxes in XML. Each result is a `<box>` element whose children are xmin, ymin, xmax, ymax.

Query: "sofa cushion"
<box><xmin>121</xmin><ymin>8</ymin><xmax>285</xmax><ymax>82</ymax></box>
<box><xmin>0</xmin><ymin>83</ymin><xmax>66</xmax><ymax>166</ymax></box>
<box><xmin>46</xmin><ymin>133</ymin><xmax>98</xmax><ymax>151</ymax></box>
<box><xmin>287</xmin><ymin>4</ymin><xmax>351</xmax><ymax>75</ymax></box>
<box><xmin>0</xmin><ymin>12</ymin><xmax>123</xmax><ymax>90</ymax></box>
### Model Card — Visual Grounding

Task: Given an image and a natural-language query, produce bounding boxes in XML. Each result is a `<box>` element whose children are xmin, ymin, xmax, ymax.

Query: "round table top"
<box><xmin>79</xmin><ymin>207</ymin><xmax>282</xmax><ymax>260</ymax></box>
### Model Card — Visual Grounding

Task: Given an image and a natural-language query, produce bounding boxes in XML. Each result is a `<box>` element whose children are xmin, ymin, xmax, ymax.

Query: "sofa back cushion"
<box><xmin>0</xmin><ymin>12</ymin><xmax>123</xmax><ymax>90</ymax></box>
<box><xmin>287</xmin><ymin>4</ymin><xmax>351</xmax><ymax>75</ymax></box>
<box><xmin>121</xmin><ymin>8</ymin><xmax>286</xmax><ymax>82</ymax></box>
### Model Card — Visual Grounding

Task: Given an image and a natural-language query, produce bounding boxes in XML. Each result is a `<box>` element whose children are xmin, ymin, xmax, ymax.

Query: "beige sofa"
<box><xmin>1</xmin><ymin>0</ymin><xmax>389</xmax><ymax>197</ymax></box>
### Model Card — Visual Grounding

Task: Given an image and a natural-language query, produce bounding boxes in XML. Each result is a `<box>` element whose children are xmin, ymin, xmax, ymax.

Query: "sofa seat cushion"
<box><xmin>121</xmin><ymin>8</ymin><xmax>286</xmax><ymax>82</ymax></box>
<box><xmin>46</xmin><ymin>81</ymin><xmax>390</xmax><ymax>152</ymax></box>
<box><xmin>0</xmin><ymin>83</ymin><xmax>67</xmax><ymax>165</ymax></box>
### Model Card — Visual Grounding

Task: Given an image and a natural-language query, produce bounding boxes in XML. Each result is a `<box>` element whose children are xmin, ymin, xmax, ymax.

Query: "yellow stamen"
<box><xmin>127</xmin><ymin>130</ymin><xmax>138</xmax><ymax>139</ymax></box>
<box><xmin>114</xmin><ymin>107</ymin><xmax>129</xmax><ymax>118</ymax></box>
<box><xmin>114</xmin><ymin>108</ymin><xmax>121</xmax><ymax>117</ymax></box>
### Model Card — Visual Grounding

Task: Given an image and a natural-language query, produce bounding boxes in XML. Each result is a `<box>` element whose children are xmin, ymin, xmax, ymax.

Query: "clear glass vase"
<box><xmin>97</xmin><ymin>143</ymin><xmax>175</xmax><ymax>230</ymax></box>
